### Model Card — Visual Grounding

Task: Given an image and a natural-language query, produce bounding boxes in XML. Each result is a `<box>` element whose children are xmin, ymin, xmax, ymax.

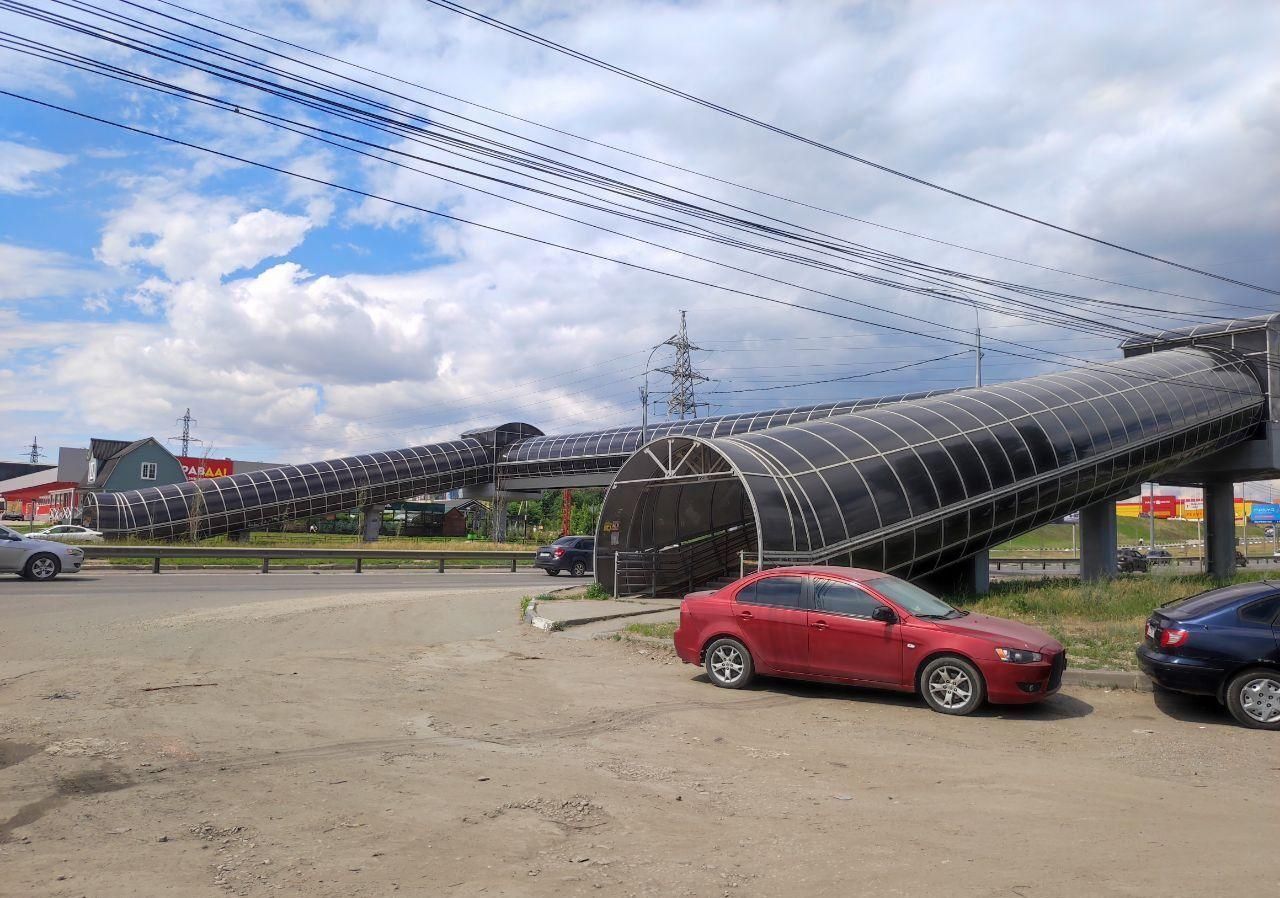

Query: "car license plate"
<box><xmin>1146</xmin><ymin>623</ymin><xmax>1156</xmax><ymax>640</ymax></box>
<box><xmin>538</xmin><ymin>552</ymin><xmax>550</xmax><ymax>557</ymax></box>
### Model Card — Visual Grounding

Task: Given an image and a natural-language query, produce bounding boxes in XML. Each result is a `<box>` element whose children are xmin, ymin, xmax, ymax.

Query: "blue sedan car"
<box><xmin>1138</xmin><ymin>581</ymin><xmax>1280</xmax><ymax>729</ymax></box>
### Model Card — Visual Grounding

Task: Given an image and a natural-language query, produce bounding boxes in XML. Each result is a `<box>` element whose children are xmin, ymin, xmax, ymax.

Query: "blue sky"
<box><xmin>1</xmin><ymin>0</ymin><xmax>1277</xmax><ymax>466</ymax></box>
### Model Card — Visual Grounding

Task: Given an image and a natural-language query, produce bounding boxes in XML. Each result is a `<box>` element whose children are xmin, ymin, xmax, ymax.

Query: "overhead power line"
<box><xmin>424</xmin><ymin>0</ymin><xmax>1280</xmax><ymax>297</ymax></box>
<box><xmin>0</xmin><ymin>88</ymin><xmax>1266</xmax><ymax>407</ymax></box>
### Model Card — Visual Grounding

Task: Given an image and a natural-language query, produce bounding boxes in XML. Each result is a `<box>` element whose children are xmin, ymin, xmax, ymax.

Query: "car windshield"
<box><xmin>864</xmin><ymin>576</ymin><xmax>965</xmax><ymax>619</ymax></box>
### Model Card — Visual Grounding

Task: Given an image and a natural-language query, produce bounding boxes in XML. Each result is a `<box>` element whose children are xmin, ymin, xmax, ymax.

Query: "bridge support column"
<box><xmin>1203</xmin><ymin>481</ymin><xmax>1237</xmax><ymax>580</ymax></box>
<box><xmin>493</xmin><ymin>497</ymin><xmax>509</xmax><ymax>543</ymax></box>
<box><xmin>915</xmin><ymin>550</ymin><xmax>989</xmax><ymax>596</ymax></box>
<box><xmin>360</xmin><ymin>504</ymin><xmax>386</xmax><ymax>543</ymax></box>
<box><xmin>1080</xmin><ymin>498</ymin><xmax>1118</xmax><ymax>581</ymax></box>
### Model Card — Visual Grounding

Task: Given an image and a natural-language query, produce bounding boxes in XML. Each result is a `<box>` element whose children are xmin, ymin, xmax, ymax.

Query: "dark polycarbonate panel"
<box><xmin>597</xmin><ymin>346</ymin><xmax>1264</xmax><ymax>588</ymax></box>
<box><xmin>84</xmin><ymin>438</ymin><xmax>494</xmax><ymax>539</ymax></box>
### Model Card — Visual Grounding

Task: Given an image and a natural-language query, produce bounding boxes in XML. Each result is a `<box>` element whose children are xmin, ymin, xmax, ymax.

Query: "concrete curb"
<box><xmin>1061</xmin><ymin>669</ymin><xmax>1151</xmax><ymax>691</ymax></box>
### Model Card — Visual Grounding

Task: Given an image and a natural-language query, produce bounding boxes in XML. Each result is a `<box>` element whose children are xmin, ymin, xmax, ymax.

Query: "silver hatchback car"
<box><xmin>0</xmin><ymin>524</ymin><xmax>85</xmax><ymax>581</ymax></box>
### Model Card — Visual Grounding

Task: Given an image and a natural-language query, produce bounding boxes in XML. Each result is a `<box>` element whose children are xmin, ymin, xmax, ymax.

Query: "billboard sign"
<box><xmin>1140</xmin><ymin>494</ymin><xmax>1178</xmax><ymax>519</ymax></box>
<box><xmin>1250</xmin><ymin>503</ymin><xmax>1280</xmax><ymax>524</ymax></box>
<box><xmin>178</xmin><ymin>456</ymin><xmax>234</xmax><ymax>480</ymax></box>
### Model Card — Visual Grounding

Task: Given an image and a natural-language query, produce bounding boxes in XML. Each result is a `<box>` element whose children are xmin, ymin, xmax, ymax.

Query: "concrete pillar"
<box><xmin>970</xmin><ymin>549</ymin><xmax>990</xmax><ymax>595</ymax></box>
<box><xmin>493</xmin><ymin>497</ymin><xmax>509</xmax><ymax>543</ymax></box>
<box><xmin>1080</xmin><ymin>498</ymin><xmax>1118</xmax><ymax>581</ymax></box>
<box><xmin>360</xmin><ymin>504</ymin><xmax>386</xmax><ymax>543</ymax></box>
<box><xmin>915</xmin><ymin>549</ymin><xmax>989</xmax><ymax>596</ymax></box>
<box><xmin>1203</xmin><ymin>481</ymin><xmax>1237</xmax><ymax>580</ymax></box>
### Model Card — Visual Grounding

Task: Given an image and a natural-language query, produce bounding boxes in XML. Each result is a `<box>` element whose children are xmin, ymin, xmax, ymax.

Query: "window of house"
<box><xmin>140</xmin><ymin>462</ymin><xmax>158</xmax><ymax>480</ymax></box>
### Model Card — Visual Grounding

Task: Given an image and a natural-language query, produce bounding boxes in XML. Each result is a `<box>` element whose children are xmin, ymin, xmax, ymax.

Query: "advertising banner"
<box><xmin>178</xmin><ymin>456</ymin><xmax>234</xmax><ymax>480</ymax></box>
<box><xmin>1139</xmin><ymin>494</ymin><xmax>1178</xmax><ymax>519</ymax></box>
<box><xmin>1249</xmin><ymin>503</ymin><xmax>1280</xmax><ymax>524</ymax></box>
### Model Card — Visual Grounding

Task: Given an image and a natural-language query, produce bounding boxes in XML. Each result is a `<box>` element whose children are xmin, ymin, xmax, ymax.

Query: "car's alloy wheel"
<box><xmin>1227</xmin><ymin>669</ymin><xmax>1280</xmax><ymax>730</ymax></box>
<box><xmin>704</xmin><ymin>638</ymin><xmax>753</xmax><ymax>689</ymax></box>
<box><xmin>25</xmin><ymin>554</ymin><xmax>59</xmax><ymax>582</ymax></box>
<box><xmin>920</xmin><ymin>656</ymin><xmax>985</xmax><ymax>715</ymax></box>
<box><xmin>544</xmin><ymin>568</ymin><xmax>559</xmax><ymax>576</ymax></box>
<box><xmin>571</xmin><ymin>560</ymin><xmax>587</xmax><ymax>577</ymax></box>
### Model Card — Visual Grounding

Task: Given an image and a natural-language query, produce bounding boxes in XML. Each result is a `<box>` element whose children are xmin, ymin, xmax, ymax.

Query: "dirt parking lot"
<box><xmin>1</xmin><ymin>572</ymin><xmax>1277</xmax><ymax>897</ymax></box>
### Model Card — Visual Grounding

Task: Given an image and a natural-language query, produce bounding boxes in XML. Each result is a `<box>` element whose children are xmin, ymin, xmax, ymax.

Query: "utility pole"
<box><xmin>170</xmin><ymin>408</ymin><xmax>202</xmax><ymax>457</ymax></box>
<box><xmin>655</xmin><ymin>310</ymin><xmax>709</xmax><ymax>420</ymax></box>
<box><xmin>24</xmin><ymin>436</ymin><xmax>44</xmax><ymax>464</ymax></box>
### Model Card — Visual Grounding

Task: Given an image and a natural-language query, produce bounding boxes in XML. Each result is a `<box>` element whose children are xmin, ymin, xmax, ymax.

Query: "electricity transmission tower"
<box><xmin>655</xmin><ymin>310</ymin><xmax>709</xmax><ymax>420</ymax></box>
<box><xmin>170</xmin><ymin>408</ymin><xmax>203</xmax><ymax>456</ymax></box>
<box><xmin>24</xmin><ymin>436</ymin><xmax>44</xmax><ymax>464</ymax></box>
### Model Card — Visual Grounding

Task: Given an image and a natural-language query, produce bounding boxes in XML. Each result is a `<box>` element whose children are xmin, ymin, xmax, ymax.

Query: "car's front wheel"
<box><xmin>23</xmin><ymin>553</ymin><xmax>61</xmax><ymax>582</ymax></box>
<box><xmin>704</xmin><ymin>637</ymin><xmax>754</xmax><ymax>689</ymax></box>
<box><xmin>920</xmin><ymin>656</ymin><xmax>985</xmax><ymax>715</ymax></box>
<box><xmin>571</xmin><ymin>560</ymin><xmax>587</xmax><ymax>577</ymax></box>
<box><xmin>1226</xmin><ymin>668</ymin><xmax>1280</xmax><ymax>730</ymax></box>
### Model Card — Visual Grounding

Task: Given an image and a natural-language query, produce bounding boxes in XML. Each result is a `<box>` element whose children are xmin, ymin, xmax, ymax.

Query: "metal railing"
<box><xmin>81</xmin><ymin>545</ymin><xmax>533</xmax><ymax>574</ymax></box>
<box><xmin>614</xmin><ymin>524</ymin><xmax>756</xmax><ymax>596</ymax></box>
<box><xmin>738</xmin><ymin>553</ymin><xmax>1275</xmax><ymax>573</ymax></box>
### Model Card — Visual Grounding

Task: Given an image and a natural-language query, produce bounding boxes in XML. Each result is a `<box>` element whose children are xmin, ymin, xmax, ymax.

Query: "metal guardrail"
<box><xmin>81</xmin><ymin>545</ymin><xmax>533</xmax><ymax>574</ymax></box>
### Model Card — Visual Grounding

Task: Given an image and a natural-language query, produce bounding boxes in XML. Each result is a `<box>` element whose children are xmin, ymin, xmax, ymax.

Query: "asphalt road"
<box><xmin>0</xmin><ymin>570</ymin><xmax>552</xmax><ymax>668</ymax></box>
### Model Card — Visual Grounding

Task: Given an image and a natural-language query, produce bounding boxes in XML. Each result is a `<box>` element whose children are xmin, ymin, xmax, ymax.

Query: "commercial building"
<box><xmin>0</xmin><ymin>440</ymin><xmax>281</xmax><ymax>523</ymax></box>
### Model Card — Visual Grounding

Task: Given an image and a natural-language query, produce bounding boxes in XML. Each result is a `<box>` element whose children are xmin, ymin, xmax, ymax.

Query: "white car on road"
<box><xmin>25</xmin><ymin>524</ymin><xmax>104</xmax><ymax>542</ymax></box>
<box><xmin>0</xmin><ymin>525</ymin><xmax>85</xmax><ymax>581</ymax></box>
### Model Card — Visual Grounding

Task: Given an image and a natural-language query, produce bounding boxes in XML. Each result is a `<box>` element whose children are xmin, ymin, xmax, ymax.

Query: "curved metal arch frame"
<box><xmin>599</xmin><ymin>346</ymin><xmax>1266</xmax><ymax>588</ymax></box>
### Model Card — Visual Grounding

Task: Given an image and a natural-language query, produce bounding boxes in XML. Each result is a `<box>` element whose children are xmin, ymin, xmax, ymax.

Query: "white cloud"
<box><xmin>0</xmin><ymin>141</ymin><xmax>71</xmax><ymax>193</ymax></box>
<box><xmin>0</xmin><ymin>243</ymin><xmax>111</xmax><ymax>301</ymax></box>
<box><xmin>2</xmin><ymin>0</ymin><xmax>1279</xmax><ymax>467</ymax></box>
<box><xmin>96</xmin><ymin>192</ymin><xmax>314</xmax><ymax>282</ymax></box>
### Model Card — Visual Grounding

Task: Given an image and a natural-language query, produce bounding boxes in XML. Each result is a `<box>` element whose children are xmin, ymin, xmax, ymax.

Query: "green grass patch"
<box><xmin>624</xmin><ymin>621</ymin><xmax>678</xmax><ymax>640</ymax></box>
<box><xmin>947</xmin><ymin>571</ymin><xmax>1275</xmax><ymax>670</ymax></box>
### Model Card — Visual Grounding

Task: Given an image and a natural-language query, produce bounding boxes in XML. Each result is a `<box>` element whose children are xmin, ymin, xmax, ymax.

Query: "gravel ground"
<box><xmin>1</xmin><ymin>573</ymin><xmax>1276</xmax><ymax>897</ymax></box>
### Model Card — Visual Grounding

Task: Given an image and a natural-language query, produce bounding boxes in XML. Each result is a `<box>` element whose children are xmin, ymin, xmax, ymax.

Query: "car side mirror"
<box><xmin>872</xmin><ymin>605</ymin><xmax>897</xmax><ymax>624</ymax></box>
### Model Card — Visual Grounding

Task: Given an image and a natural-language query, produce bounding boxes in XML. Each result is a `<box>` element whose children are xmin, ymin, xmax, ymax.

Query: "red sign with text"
<box><xmin>179</xmin><ymin>456</ymin><xmax>234</xmax><ymax>480</ymax></box>
<box><xmin>1140</xmin><ymin>494</ymin><xmax>1178</xmax><ymax>519</ymax></box>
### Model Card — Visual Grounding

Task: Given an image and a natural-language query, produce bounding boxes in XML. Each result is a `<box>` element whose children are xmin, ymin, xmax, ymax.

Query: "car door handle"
<box><xmin>811</xmin><ymin>619</ymin><xmax>827</xmax><ymax>630</ymax></box>
<box><xmin>738</xmin><ymin>610</ymin><xmax>753</xmax><ymax>620</ymax></box>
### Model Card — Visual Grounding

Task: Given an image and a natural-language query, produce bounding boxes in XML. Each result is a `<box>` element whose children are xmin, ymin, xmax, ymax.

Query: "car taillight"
<box><xmin>1159</xmin><ymin>628</ymin><xmax>1189</xmax><ymax>649</ymax></box>
<box><xmin>553</xmin><ymin>547</ymin><xmax>565</xmax><ymax>558</ymax></box>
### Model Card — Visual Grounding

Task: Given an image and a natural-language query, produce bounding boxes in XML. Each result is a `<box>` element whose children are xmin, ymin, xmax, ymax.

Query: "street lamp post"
<box><xmin>973</xmin><ymin>306</ymin><xmax>983</xmax><ymax>388</ymax></box>
<box><xmin>640</xmin><ymin>341</ymin><xmax>664</xmax><ymax>445</ymax></box>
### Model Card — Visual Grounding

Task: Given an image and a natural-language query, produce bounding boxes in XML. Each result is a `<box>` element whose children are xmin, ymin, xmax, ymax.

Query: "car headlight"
<box><xmin>995</xmin><ymin>647</ymin><xmax>1042</xmax><ymax>663</ymax></box>
<box><xmin>66</xmin><ymin>547</ymin><xmax>83</xmax><ymax>556</ymax></box>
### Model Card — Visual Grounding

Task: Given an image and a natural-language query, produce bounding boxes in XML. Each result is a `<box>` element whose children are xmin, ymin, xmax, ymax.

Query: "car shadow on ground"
<box><xmin>1150</xmin><ymin>687</ymin><xmax>1235</xmax><ymax>727</ymax></box>
<box><xmin>692</xmin><ymin>674</ymin><xmax>1094</xmax><ymax>721</ymax></box>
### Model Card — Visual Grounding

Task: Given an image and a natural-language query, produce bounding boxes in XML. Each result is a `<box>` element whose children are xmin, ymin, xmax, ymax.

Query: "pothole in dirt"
<box><xmin>0</xmin><ymin>740</ymin><xmax>41</xmax><ymax>770</ymax></box>
<box><xmin>57</xmin><ymin>768</ymin><xmax>135</xmax><ymax>796</ymax></box>
<box><xmin>468</xmin><ymin>795</ymin><xmax>610</xmax><ymax>830</ymax></box>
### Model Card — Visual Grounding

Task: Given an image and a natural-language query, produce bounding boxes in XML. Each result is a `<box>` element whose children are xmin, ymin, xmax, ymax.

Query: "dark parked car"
<box><xmin>533</xmin><ymin>536</ymin><xmax>594</xmax><ymax>577</ymax></box>
<box><xmin>1146</xmin><ymin>548</ymin><xmax>1174</xmax><ymax>565</ymax></box>
<box><xmin>1118</xmin><ymin>548</ymin><xmax>1149</xmax><ymax>573</ymax></box>
<box><xmin>1137</xmin><ymin>581</ymin><xmax>1280</xmax><ymax>729</ymax></box>
<box><xmin>673</xmin><ymin>566</ymin><xmax>1066</xmax><ymax>716</ymax></box>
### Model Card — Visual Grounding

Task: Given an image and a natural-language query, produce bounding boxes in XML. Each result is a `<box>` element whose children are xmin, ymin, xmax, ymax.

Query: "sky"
<box><xmin>0</xmin><ymin>0</ymin><xmax>1278</xmax><ymax>472</ymax></box>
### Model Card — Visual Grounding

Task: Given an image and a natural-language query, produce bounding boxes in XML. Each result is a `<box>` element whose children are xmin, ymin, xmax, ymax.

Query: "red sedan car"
<box><xmin>673</xmin><ymin>566</ymin><xmax>1065</xmax><ymax>715</ymax></box>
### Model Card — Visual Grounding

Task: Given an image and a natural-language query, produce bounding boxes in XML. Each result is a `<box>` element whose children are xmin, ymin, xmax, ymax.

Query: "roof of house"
<box><xmin>0</xmin><ymin>467</ymin><xmax>63</xmax><ymax>496</ymax></box>
<box><xmin>87</xmin><ymin>437</ymin><xmax>177</xmax><ymax>487</ymax></box>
